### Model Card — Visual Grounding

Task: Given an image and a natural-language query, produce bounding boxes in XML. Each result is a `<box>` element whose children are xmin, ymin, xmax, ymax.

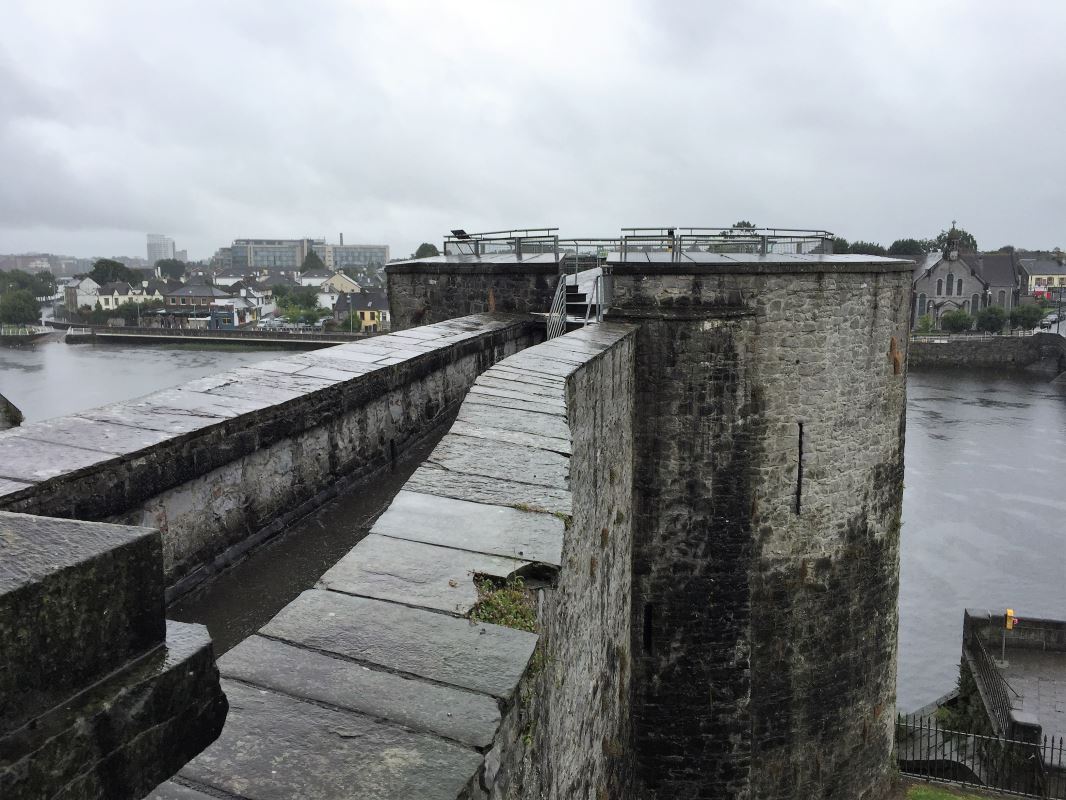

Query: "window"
<box><xmin>957</xmin><ymin>278</ymin><xmax>963</xmax><ymax>296</ymax></box>
<box><xmin>998</xmin><ymin>290</ymin><xmax>1006</xmax><ymax>307</ymax></box>
<box><xmin>102</xmin><ymin>297</ymin><xmax>110</xmax><ymax>307</ymax></box>
<box><xmin>946</xmin><ymin>273</ymin><xmax>954</xmax><ymax>296</ymax></box>
<box><xmin>971</xmin><ymin>293</ymin><xmax>980</xmax><ymax>311</ymax></box>
<box><xmin>180</xmin><ymin>297</ymin><xmax>187</xmax><ymax>305</ymax></box>
<box><xmin>936</xmin><ymin>279</ymin><xmax>943</xmax><ymax>296</ymax></box>
<box><xmin>917</xmin><ymin>294</ymin><xmax>927</xmax><ymax>315</ymax></box>
<box><xmin>962</xmin><ymin>300</ymin><xmax>969</xmax><ymax>312</ymax></box>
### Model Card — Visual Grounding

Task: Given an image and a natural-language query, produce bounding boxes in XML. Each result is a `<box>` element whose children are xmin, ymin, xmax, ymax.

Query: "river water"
<box><xmin>1</xmin><ymin>340</ymin><xmax>1063</xmax><ymax>710</ymax></box>
<box><xmin>0</xmin><ymin>338</ymin><xmax>288</xmax><ymax>422</ymax></box>
<box><xmin>898</xmin><ymin>368</ymin><xmax>1066</xmax><ymax>711</ymax></box>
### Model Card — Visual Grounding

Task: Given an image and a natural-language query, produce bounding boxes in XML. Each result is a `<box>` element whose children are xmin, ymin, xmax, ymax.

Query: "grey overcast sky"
<box><xmin>1</xmin><ymin>0</ymin><xmax>1064</xmax><ymax>260</ymax></box>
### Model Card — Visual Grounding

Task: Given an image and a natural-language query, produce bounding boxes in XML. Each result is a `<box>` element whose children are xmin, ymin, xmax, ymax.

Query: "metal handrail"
<box><xmin>546</xmin><ymin>276</ymin><xmax>567</xmax><ymax>340</ymax></box>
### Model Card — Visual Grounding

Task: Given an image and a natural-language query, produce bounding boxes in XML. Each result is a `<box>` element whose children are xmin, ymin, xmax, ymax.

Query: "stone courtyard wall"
<box><xmin>387</xmin><ymin>260</ymin><xmax>559</xmax><ymax>331</ymax></box>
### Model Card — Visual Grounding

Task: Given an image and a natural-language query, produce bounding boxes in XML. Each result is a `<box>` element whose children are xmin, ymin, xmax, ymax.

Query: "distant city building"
<box><xmin>147</xmin><ymin>234</ymin><xmax>176</xmax><ymax>264</ymax></box>
<box><xmin>175</xmin><ymin>249</ymin><xmax>188</xmax><ymax>263</ymax></box>
<box><xmin>223</xmin><ymin>237</ymin><xmax>389</xmax><ymax>274</ymax></box>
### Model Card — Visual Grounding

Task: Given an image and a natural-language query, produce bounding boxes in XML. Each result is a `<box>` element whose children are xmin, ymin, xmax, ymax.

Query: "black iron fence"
<box><xmin>897</xmin><ymin>715</ymin><xmax>1066</xmax><ymax>798</ymax></box>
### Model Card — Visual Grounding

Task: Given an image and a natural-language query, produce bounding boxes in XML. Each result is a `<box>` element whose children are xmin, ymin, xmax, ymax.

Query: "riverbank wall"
<box><xmin>910</xmin><ymin>333</ymin><xmax>1066</xmax><ymax>375</ymax></box>
<box><xmin>0</xmin><ymin>314</ymin><xmax>538</xmax><ymax>597</ymax></box>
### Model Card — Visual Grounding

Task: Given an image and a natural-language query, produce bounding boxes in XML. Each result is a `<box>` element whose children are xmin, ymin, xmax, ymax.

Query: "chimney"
<box><xmin>339</xmin><ymin>232</ymin><xmax>344</xmax><ymax>246</ymax></box>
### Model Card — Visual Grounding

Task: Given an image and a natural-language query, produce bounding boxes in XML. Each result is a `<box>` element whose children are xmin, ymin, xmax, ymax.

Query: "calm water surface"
<box><xmin>0</xmin><ymin>338</ymin><xmax>289</xmax><ymax>422</ymax></box>
<box><xmin>899</xmin><ymin>369</ymin><xmax>1066</xmax><ymax>711</ymax></box>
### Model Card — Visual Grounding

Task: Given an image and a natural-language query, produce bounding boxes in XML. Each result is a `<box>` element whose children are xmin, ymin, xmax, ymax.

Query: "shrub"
<box><xmin>940</xmin><ymin>310</ymin><xmax>973</xmax><ymax>333</ymax></box>
<box><xmin>975</xmin><ymin>305</ymin><xmax>1007</xmax><ymax>333</ymax></box>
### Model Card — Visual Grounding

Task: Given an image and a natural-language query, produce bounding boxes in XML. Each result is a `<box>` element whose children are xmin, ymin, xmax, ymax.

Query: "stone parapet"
<box><xmin>149</xmin><ymin>323</ymin><xmax>638</xmax><ymax>800</ymax></box>
<box><xmin>0</xmin><ymin>314</ymin><xmax>538</xmax><ymax>595</ymax></box>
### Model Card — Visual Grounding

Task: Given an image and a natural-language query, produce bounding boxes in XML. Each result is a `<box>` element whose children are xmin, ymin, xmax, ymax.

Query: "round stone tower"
<box><xmin>608</xmin><ymin>250</ymin><xmax>911</xmax><ymax>799</ymax></box>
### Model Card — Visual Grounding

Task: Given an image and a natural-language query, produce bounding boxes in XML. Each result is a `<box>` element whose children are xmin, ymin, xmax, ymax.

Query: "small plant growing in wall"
<box><xmin>469</xmin><ymin>575</ymin><xmax>537</xmax><ymax>632</ymax></box>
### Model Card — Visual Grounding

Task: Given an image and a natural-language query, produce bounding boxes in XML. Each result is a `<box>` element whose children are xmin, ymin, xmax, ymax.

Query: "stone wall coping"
<box><xmin>168</xmin><ymin>322</ymin><xmax>637</xmax><ymax>800</ymax></box>
<box><xmin>0</xmin><ymin>314</ymin><xmax>533</xmax><ymax>511</ymax></box>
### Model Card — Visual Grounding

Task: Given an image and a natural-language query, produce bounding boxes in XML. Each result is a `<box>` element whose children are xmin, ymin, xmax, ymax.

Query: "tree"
<box><xmin>888</xmin><ymin>239</ymin><xmax>926</xmax><ymax>257</ymax></box>
<box><xmin>732</xmin><ymin>220</ymin><xmax>756</xmax><ymax>229</ymax></box>
<box><xmin>832</xmin><ymin>236</ymin><xmax>849</xmax><ymax>254</ymax></box>
<box><xmin>300</xmin><ymin>250</ymin><xmax>327</xmax><ymax>273</ymax></box>
<box><xmin>997</xmin><ymin>245</ymin><xmax>1016</xmax><ymax>254</ymax></box>
<box><xmin>975</xmin><ymin>305</ymin><xmax>1007</xmax><ymax>333</ymax></box>
<box><xmin>89</xmin><ymin>258</ymin><xmax>140</xmax><ymax>286</ymax></box>
<box><xmin>915</xmin><ymin>314</ymin><xmax>935</xmax><ymax>334</ymax></box>
<box><xmin>848</xmin><ymin>241</ymin><xmax>888</xmax><ymax>256</ymax></box>
<box><xmin>0</xmin><ymin>289</ymin><xmax>40</xmax><ymax>325</ymax></box>
<box><xmin>934</xmin><ymin>227</ymin><xmax>978</xmax><ymax>253</ymax></box>
<box><xmin>1009</xmin><ymin>304</ymin><xmax>1045</xmax><ymax>330</ymax></box>
<box><xmin>156</xmin><ymin>258</ymin><xmax>186</xmax><ymax>280</ymax></box>
<box><xmin>414</xmin><ymin>242</ymin><xmax>440</xmax><ymax>258</ymax></box>
<box><xmin>940</xmin><ymin>309</ymin><xmax>973</xmax><ymax>333</ymax></box>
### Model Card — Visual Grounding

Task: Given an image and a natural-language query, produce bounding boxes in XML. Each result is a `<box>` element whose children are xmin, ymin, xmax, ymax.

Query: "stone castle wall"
<box><xmin>609</xmin><ymin>261</ymin><xmax>912</xmax><ymax>799</ymax></box>
<box><xmin>387</xmin><ymin>261</ymin><xmax>558</xmax><ymax>331</ymax></box>
<box><xmin>0</xmin><ymin>316</ymin><xmax>537</xmax><ymax>595</ymax></box>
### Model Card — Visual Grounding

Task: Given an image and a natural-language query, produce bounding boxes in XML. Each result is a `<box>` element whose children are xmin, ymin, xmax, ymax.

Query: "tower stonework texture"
<box><xmin>608</xmin><ymin>255</ymin><xmax>912</xmax><ymax>799</ymax></box>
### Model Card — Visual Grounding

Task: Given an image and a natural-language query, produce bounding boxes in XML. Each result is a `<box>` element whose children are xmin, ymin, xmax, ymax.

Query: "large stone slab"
<box><xmin>0</xmin><ymin>511</ymin><xmax>164</xmax><ymax>732</ymax></box>
<box><xmin>318</xmin><ymin>533</ymin><xmax>528</xmax><ymax>614</ymax></box>
<box><xmin>407</xmin><ymin>464</ymin><xmax>572</xmax><ymax>517</ymax></box>
<box><xmin>1</xmin><ymin>621</ymin><xmax>226</xmax><ymax>800</ymax></box>
<box><xmin>180</xmin><ymin>680</ymin><xmax>482</xmax><ymax>800</ymax></box>
<box><xmin>10</xmin><ymin>416</ymin><xmax>175</xmax><ymax>455</ymax></box>
<box><xmin>0</xmin><ymin>436</ymin><xmax>117</xmax><ymax>483</ymax></box>
<box><xmin>447</xmin><ymin>420</ymin><xmax>571</xmax><ymax>455</ymax></box>
<box><xmin>261</xmin><ymin>589</ymin><xmax>537</xmax><ymax>700</ymax></box>
<box><xmin>457</xmin><ymin>401</ymin><xmax>571</xmax><ymax>441</ymax></box>
<box><xmin>427</xmin><ymin>434</ymin><xmax>569</xmax><ymax>489</ymax></box>
<box><xmin>467</xmin><ymin>384</ymin><xmax>566</xmax><ymax>411</ymax></box>
<box><xmin>370</xmin><ymin>490</ymin><xmax>564</xmax><ymax>565</ymax></box>
<box><xmin>220</xmin><ymin>635</ymin><xmax>501</xmax><ymax>747</ymax></box>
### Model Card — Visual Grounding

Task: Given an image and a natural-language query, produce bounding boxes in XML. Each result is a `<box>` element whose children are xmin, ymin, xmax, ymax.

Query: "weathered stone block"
<box><xmin>0</xmin><ymin>511</ymin><xmax>164</xmax><ymax>733</ymax></box>
<box><xmin>0</xmin><ymin>621</ymin><xmax>226</xmax><ymax>800</ymax></box>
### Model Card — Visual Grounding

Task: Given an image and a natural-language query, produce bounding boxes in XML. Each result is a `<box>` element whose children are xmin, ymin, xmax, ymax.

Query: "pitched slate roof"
<box><xmin>1020</xmin><ymin>258</ymin><xmax>1066</xmax><ymax>276</ymax></box>
<box><xmin>961</xmin><ymin>252</ymin><xmax>1018</xmax><ymax>288</ymax></box>
<box><xmin>164</xmin><ymin>285</ymin><xmax>233</xmax><ymax>299</ymax></box>
<box><xmin>98</xmin><ymin>281</ymin><xmax>132</xmax><ymax>295</ymax></box>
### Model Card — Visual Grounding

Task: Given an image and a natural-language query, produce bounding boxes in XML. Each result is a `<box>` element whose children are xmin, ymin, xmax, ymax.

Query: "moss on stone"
<box><xmin>469</xmin><ymin>575</ymin><xmax>537</xmax><ymax>633</ymax></box>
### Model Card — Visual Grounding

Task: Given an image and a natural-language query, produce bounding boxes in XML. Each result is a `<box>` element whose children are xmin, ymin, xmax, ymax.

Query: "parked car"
<box><xmin>1040</xmin><ymin>314</ymin><xmax>1059</xmax><ymax>329</ymax></box>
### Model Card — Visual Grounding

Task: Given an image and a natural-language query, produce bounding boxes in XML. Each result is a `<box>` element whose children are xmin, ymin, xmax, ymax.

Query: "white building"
<box><xmin>147</xmin><ymin>234</ymin><xmax>176</xmax><ymax>264</ymax></box>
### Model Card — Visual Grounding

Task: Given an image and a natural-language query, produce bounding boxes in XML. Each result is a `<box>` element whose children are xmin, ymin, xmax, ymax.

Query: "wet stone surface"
<box><xmin>318</xmin><ymin>532</ymin><xmax>528</xmax><ymax>614</ymax></box>
<box><xmin>406</xmin><ymin>464</ymin><xmax>573</xmax><ymax>517</ymax></box>
<box><xmin>220</xmin><ymin>635</ymin><xmax>502</xmax><ymax>747</ymax></box>
<box><xmin>369</xmin><ymin>490</ymin><xmax>564</xmax><ymax>565</ymax></box>
<box><xmin>425</xmin><ymin>433</ymin><xmax>569</xmax><ymax>489</ymax></box>
<box><xmin>261</xmin><ymin>589</ymin><xmax>538</xmax><ymax>700</ymax></box>
<box><xmin>179</xmin><ymin>680</ymin><xmax>482</xmax><ymax>800</ymax></box>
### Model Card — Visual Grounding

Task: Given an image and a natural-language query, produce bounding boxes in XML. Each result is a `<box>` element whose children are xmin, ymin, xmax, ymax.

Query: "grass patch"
<box><xmin>470</xmin><ymin>575</ymin><xmax>537</xmax><ymax>632</ymax></box>
<box><xmin>907</xmin><ymin>784</ymin><xmax>998</xmax><ymax>799</ymax></box>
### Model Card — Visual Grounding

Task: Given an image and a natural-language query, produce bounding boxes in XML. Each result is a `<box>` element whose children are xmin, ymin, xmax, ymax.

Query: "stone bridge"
<box><xmin>2</xmin><ymin>244</ymin><xmax>914</xmax><ymax>800</ymax></box>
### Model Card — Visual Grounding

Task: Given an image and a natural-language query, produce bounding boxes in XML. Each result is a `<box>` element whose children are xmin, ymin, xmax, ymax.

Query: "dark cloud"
<box><xmin>1</xmin><ymin>0</ymin><xmax>1064</xmax><ymax>259</ymax></box>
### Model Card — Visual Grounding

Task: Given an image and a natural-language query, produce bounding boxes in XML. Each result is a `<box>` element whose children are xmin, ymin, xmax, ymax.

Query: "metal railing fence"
<box><xmin>619</xmin><ymin>227</ymin><xmax>835</xmax><ymax>261</ymax></box>
<box><xmin>897</xmin><ymin>715</ymin><xmax>1065</xmax><ymax>798</ymax></box>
